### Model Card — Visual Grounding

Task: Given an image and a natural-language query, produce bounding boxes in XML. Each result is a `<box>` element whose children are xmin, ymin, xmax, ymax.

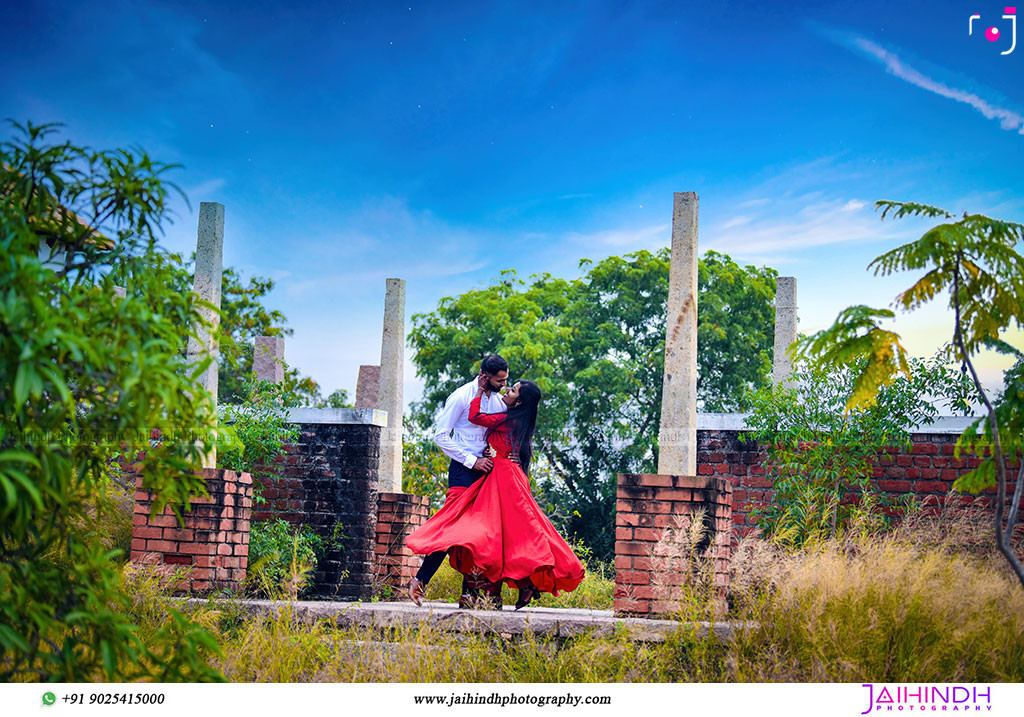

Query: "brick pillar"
<box><xmin>131</xmin><ymin>468</ymin><xmax>253</xmax><ymax>593</ymax></box>
<box><xmin>374</xmin><ymin>492</ymin><xmax>429</xmax><ymax>595</ymax></box>
<box><xmin>614</xmin><ymin>474</ymin><xmax>732</xmax><ymax>617</ymax></box>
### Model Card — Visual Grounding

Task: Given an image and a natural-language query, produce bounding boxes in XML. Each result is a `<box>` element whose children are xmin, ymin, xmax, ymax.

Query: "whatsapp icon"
<box><xmin>42</xmin><ymin>692</ymin><xmax>56</xmax><ymax>706</ymax></box>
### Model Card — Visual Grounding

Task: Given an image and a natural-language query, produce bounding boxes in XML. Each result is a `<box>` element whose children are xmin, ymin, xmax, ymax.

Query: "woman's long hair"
<box><xmin>491</xmin><ymin>380</ymin><xmax>541</xmax><ymax>475</ymax></box>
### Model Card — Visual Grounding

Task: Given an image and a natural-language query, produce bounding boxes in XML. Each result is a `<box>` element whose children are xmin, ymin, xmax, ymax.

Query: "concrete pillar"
<box><xmin>772</xmin><ymin>277</ymin><xmax>798</xmax><ymax>384</ymax></box>
<box><xmin>378</xmin><ymin>278</ymin><xmax>405</xmax><ymax>493</ymax></box>
<box><xmin>657</xmin><ymin>192</ymin><xmax>699</xmax><ymax>476</ymax></box>
<box><xmin>185</xmin><ymin>202</ymin><xmax>225</xmax><ymax>469</ymax></box>
<box><xmin>253</xmin><ymin>336</ymin><xmax>285</xmax><ymax>383</ymax></box>
<box><xmin>355</xmin><ymin>365</ymin><xmax>381</xmax><ymax>409</ymax></box>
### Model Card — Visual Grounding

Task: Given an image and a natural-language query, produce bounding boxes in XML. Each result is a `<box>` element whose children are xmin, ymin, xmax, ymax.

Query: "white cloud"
<box><xmin>704</xmin><ymin>196</ymin><xmax>904</xmax><ymax>259</ymax></box>
<box><xmin>185</xmin><ymin>177</ymin><xmax>226</xmax><ymax>202</ymax></box>
<box><xmin>564</xmin><ymin>222</ymin><xmax>670</xmax><ymax>250</ymax></box>
<box><xmin>720</xmin><ymin>215</ymin><xmax>753</xmax><ymax>229</ymax></box>
<box><xmin>821</xmin><ymin>26</ymin><xmax>1024</xmax><ymax>135</ymax></box>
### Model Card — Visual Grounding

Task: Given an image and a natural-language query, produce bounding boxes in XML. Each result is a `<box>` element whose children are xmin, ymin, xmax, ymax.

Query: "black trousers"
<box><xmin>414</xmin><ymin>459</ymin><xmax>485</xmax><ymax>585</ymax></box>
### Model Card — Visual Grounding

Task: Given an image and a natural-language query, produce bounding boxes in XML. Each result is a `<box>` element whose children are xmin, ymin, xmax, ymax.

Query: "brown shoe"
<box><xmin>407</xmin><ymin>578</ymin><xmax>425</xmax><ymax>606</ymax></box>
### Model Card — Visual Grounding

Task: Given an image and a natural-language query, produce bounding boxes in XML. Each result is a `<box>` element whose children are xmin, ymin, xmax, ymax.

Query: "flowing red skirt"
<box><xmin>406</xmin><ymin>458</ymin><xmax>585</xmax><ymax>595</ymax></box>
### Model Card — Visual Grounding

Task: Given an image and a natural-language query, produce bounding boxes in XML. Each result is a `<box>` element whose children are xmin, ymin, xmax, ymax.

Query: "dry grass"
<box><xmin>722</xmin><ymin>500</ymin><xmax>1024</xmax><ymax>682</ymax></box>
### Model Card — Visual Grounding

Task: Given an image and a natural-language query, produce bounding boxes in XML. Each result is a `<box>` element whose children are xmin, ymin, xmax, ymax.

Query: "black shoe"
<box><xmin>515</xmin><ymin>580</ymin><xmax>540</xmax><ymax>610</ymax></box>
<box><xmin>459</xmin><ymin>576</ymin><xmax>481</xmax><ymax>609</ymax></box>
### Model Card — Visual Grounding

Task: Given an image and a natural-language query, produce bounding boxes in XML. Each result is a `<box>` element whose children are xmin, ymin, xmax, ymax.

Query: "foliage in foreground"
<box><xmin>0</xmin><ymin>120</ymin><xmax>222</xmax><ymax>681</ymax></box>
<box><xmin>795</xmin><ymin>200</ymin><xmax>1024</xmax><ymax>586</ymax></box>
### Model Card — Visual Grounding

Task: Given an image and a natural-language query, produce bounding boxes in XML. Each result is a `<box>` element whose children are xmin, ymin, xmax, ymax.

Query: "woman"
<box><xmin>406</xmin><ymin>374</ymin><xmax>585</xmax><ymax>609</ymax></box>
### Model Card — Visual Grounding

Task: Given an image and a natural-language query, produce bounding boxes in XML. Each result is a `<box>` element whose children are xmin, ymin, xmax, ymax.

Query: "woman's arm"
<box><xmin>468</xmin><ymin>374</ymin><xmax>505</xmax><ymax>428</ymax></box>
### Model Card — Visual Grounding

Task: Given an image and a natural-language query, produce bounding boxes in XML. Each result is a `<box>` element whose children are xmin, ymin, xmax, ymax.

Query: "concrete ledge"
<box><xmin>696</xmin><ymin>413</ymin><xmax>981</xmax><ymax>435</ymax></box>
<box><xmin>177</xmin><ymin>598</ymin><xmax>743</xmax><ymax>643</ymax></box>
<box><xmin>285</xmin><ymin>407</ymin><xmax>388</xmax><ymax>426</ymax></box>
<box><xmin>217</xmin><ymin>406</ymin><xmax>388</xmax><ymax>426</ymax></box>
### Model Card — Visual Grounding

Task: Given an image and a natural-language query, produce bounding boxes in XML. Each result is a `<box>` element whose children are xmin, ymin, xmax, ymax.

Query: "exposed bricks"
<box><xmin>130</xmin><ymin>467</ymin><xmax>253</xmax><ymax>594</ymax></box>
<box><xmin>694</xmin><ymin>429</ymin><xmax>1022</xmax><ymax>540</ymax></box>
<box><xmin>615</xmin><ymin>472</ymin><xmax>732</xmax><ymax>619</ymax></box>
<box><xmin>373</xmin><ymin>492</ymin><xmax>429</xmax><ymax>596</ymax></box>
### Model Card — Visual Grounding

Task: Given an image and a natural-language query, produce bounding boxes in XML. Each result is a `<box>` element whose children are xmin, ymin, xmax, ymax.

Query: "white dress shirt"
<box><xmin>433</xmin><ymin>379</ymin><xmax>507</xmax><ymax>468</ymax></box>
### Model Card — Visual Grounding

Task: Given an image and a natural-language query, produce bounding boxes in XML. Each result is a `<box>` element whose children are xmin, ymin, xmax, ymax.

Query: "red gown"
<box><xmin>406</xmin><ymin>395</ymin><xmax>585</xmax><ymax>595</ymax></box>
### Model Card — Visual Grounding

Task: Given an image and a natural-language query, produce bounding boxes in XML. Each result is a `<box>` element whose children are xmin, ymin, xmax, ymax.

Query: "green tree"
<box><xmin>401</xmin><ymin>430</ymin><xmax>452</xmax><ymax>512</ymax></box>
<box><xmin>110</xmin><ymin>251</ymin><xmax>345</xmax><ymax>407</ymax></box>
<box><xmin>796</xmin><ymin>201</ymin><xmax>1024</xmax><ymax>587</ymax></box>
<box><xmin>408</xmin><ymin>248</ymin><xmax>777</xmax><ymax>559</ymax></box>
<box><xmin>215</xmin><ymin>267</ymin><xmax>290</xmax><ymax>404</ymax></box>
<box><xmin>218</xmin><ymin>375</ymin><xmax>300</xmax><ymax>478</ymax></box>
<box><xmin>0</xmin><ymin>121</ymin><xmax>222</xmax><ymax>680</ymax></box>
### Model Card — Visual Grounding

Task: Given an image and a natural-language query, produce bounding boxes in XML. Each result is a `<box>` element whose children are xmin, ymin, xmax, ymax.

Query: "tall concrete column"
<box><xmin>378</xmin><ymin>279</ymin><xmax>405</xmax><ymax>493</ymax></box>
<box><xmin>186</xmin><ymin>202</ymin><xmax>225</xmax><ymax>469</ymax></box>
<box><xmin>253</xmin><ymin>336</ymin><xmax>285</xmax><ymax>383</ymax></box>
<box><xmin>657</xmin><ymin>192</ymin><xmax>699</xmax><ymax>476</ymax></box>
<box><xmin>355</xmin><ymin>365</ymin><xmax>381</xmax><ymax>409</ymax></box>
<box><xmin>772</xmin><ymin>277</ymin><xmax>798</xmax><ymax>385</ymax></box>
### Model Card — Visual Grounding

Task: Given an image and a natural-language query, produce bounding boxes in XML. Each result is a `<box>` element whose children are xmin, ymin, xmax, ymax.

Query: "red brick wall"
<box><xmin>130</xmin><ymin>468</ymin><xmax>253</xmax><ymax>593</ymax></box>
<box><xmin>374</xmin><ymin>492</ymin><xmax>429</xmax><ymax>595</ymax></box>
<box><xmin>697</xmin><ymin>430</ymin><xmax>1023</xmax><ymax>538</ymax></box>
<box><xmin>614</xmin><ymin>474</ymin><xmax>732</xmax><ymax>616</ymax></box>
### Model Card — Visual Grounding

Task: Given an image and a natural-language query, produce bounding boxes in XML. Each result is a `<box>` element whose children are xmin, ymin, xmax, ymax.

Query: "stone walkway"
<box><xmin>181</xmin><ymin>598</ymin><xmax>743</xmax><ymax>643</ymax></box>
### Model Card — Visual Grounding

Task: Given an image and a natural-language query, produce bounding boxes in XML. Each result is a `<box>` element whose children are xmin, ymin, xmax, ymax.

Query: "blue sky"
<box><xmin>5</xmin><ymin>0</ymin><xmax>1023</xmax><ymax>408</ymax></box>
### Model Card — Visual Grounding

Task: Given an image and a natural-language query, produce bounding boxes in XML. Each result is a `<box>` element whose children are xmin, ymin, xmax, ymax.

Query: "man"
<box><xmin>407</xmin><ymin>354</ymin><xmax>509</xmax><ymax>606</ymax></box>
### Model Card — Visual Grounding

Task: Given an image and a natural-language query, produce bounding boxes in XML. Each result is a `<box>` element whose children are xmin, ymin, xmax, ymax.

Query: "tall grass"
<box><xmin>725</xmin><ymin>500</ymin><xmax>1024</xmax><ymax>682</ymax></box>
<box><xmin>108</xmin><ymin>491</ymin><xmax>1024</xmax><ymax>683</ymax></box>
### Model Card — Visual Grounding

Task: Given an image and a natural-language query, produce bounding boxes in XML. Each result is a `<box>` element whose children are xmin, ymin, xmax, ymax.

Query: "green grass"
<box><xmin>420</xmin><ymin>558</ymin><xmax>615</xmax><ymax>611</ymax></box>
<box><xmin>199</xmin><ymin>608</ymin><xmax>723</xmax><ymax>682</ymax></box>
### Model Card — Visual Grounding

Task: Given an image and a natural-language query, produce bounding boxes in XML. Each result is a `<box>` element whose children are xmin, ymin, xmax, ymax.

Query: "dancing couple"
<box><xmin>406</xmin><ymin>354</ymin><xmax>585</xmax><ymax>610</ymax></box>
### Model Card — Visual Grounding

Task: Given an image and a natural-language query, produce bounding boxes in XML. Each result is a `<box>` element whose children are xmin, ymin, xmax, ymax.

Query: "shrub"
<box><xmin>0</xmin><ymin>120</ymin><xmax>222</xmax><ymax>681</ymax></box>
<box><xmin>744</xmin><ymin>355</ymin><xmax>974</xmax><ymax>546</ymax></box>
<box><xmin>219</xmin><ymin>374</ymin><xmax>299</xmax><ymax>478</ymax></box>
<box><xmin>246</xmin><ymin>520</ymin><xmax>325</xmax><ymax>599</ymax></box>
